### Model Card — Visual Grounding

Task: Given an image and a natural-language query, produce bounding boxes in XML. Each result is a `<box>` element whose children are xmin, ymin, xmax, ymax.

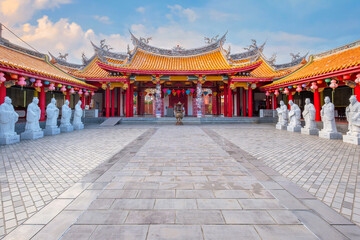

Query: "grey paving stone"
<box><xmin>61</xmin><ymin>225</ymin><xmax>97</xmax><ymax>240</ymax></box>
<box><xmin>333</xmin><ymin>224</ymin><xmax>360</xmax><ymax>239</ymax></box>
<box><xmin>269</xmin><ymin>190</ymin><xmax>308</xmax><ymax>210</ymax></box>
<box><xmin>111</xmin><ymin>199</ymin><xmax>155</xmax><ymax>210</ymax></box>
<box><xmin>137</xmin><ymin>190</ymin><xmax>175</xmax><ymax>198</ymax></box>
<box><xmin>65</xmin><ymin>190</ymin><xmax>102</xmax><ymax>210</ymax></box>
<box><xmin>89</xmin><ymin>225</ymin><xmax>148</xmax><ymax>240</ymax></box>
<box><xmin>302</xmin><ymin>199</ymin><xmax>353</xmax><ymax>225</ymax></box>
<box><xmin>293</xmin><ymin>210</ymin><xmax>349</xmax><ymax>240</ymax></box>
<box><xmin>147</xmin><ymin>225</ymin><xmax>203</xmax><ymax>240</ymax></box>
<box><xmin>214</xmin><ymin>190</ymin><xmax>253</xmax><ymax>198</ymax></box>
<box><xmin>58</xmin><ymin>183</ymin><xmax>91</xmax><ymax>199</ymax></box>
<box><xmin>222</xmin><ymin>210</ymin><xmax>275</xmax><ymax>224</ymax></box>
<box><xmin>255</xmin><ymin>225</ymin><xmax>318</xmax><ymax>240</ymax></box>
<box><xmin>3</xmin><ymin>225</ymin><xmax>43</xmax><ymax>240</ymax></box>
<box><xmin>176</xmin><ymin>210</ymin><xmax>224</xmax><ymax>224</ymax></box>
<box><xmin>125</xmin><ymin>210</ymin><xmax>175</xmax><ymax>224</ymax></box>
<box><xmin>176</xmin><ymin>190</ymin><xmax>215</xmax><ymax>198</ymax></box>
<box><xmin>197</xmin><ymin>199</ymin><xmax>242</xmax><ymax>209</ymax></box>
<box><xmin>154</xmin><ymin>199</ymin><xmax>197</xmax><ymax>209</ymax></box>
<box><xmin>97</xmin><ymin>190</ymin><xmax>138</xmax><ymax>199</ymax></box>
<box><xmin>202</xmin><ymin>225</ymin><xmax>261</xmax><ymax>240</ymax></box>
<box><xmin>238</xmin><ymin>199</ymin><xmax>285</xmax><ymax>209</ymax></box>
<box><xmin>24</xmin><ymin>199</ymin><xmax>72</xmax><ymax>224</ymax></box>
<box><xmin>77</xmin><ymin>210</ymin><xmax>128</xmax><ymax>224</ymax></box>
<box><xmin>88</xmin><ymin>199</ymin><xmax>114</xmax><ymax>210</ymax></box>
<box><xmin>267</xmin><ymin>210</ymin><xmax>301</xmax><ymax>224</ymax></box>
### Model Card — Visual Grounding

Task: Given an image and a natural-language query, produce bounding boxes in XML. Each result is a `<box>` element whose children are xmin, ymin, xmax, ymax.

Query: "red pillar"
<box><xmin>228</xmin><ymin>84</ymin><xmax>233</xmax><ymax>117</ymax></box>
<box><xmin>314</xmin><ymin>89</ymin><xmax>321</xmax><ymax>121</ymax></box>
<box><xmin>123</xmin><ymin>90</ymin><xmax>126</xmax><ymax>116</ymax></box>
<box><xmin>111</xmin><ymin>89</ymin><xmax>115</xmax><ymax>117</ymax></box>
<box><xmin>117</xmin><ymin>88</ymin><xmax>121</xmax><ymax>116</ymax></box>
<box><xmin>105</xmin><ymin>87</ymin><xmax>110</xmax><ymax>118</ymax></box>
<box><xmin>65</xmin><ymin>92</ymin><xmax>70</xmax><ymax>103</ymax></box>
<box><xmin>212</xmin><ymin>94</ymin><xmax>217</xmax><ymax>115</ymax></box>
<box><xmin>0</xmin><ymin>83</ymin><xmax>6</xmax><ymax>104</ymax></box>
<box><xmin>81</xmin><ymin>95</ymin><xmax>86</xmax><ymax>109</ymax></box>
<box><xmin>130</xmin><ymin>84</ymin><xmax>134</xmax><ymax>117</ymax></box>
<box><xmin>126</xmin><ymin>83</ymin><xmax>130</xmax><ymax>117</ymax></box>
<box><xmin>248</xmin><ymin>87</ymin><xmax>253</xmax><ymax>117</ymax></box>
<box><xmin>355</xmin><ymin>85</ymin><xmax>360</xmax><ymax>102</ymax></box>
<box><xmin>242</xmin><ymin>88</ymin><xmax>247</xmax><ymax>117</ymax></box>
<box><xmin>224</xmin><ymin>84</ymin><xmax>228</xmax><ymax>117</ymax></box>
<box><xmin>266</xmin><ymin>96</ymin><xmax>270</xmax><ymax>109</ymax></box>
<box><xmin>236</xmin><ymin>88</ymin><xmax>241</xmax><ymax>116</ymax></box>
<box><xmin>39</xmin><ymin>86</ymin><xmax>46</xmax><ymax>121</ymax></box>
<box><xmin>272</xmin><ymin>95</ymin><xmax>278</xmax><ymax>109</ymax></box>
<box><xmin>288</xmin><ymin>93</ymin><xmax>294</xmax><ymax>109</ymax></box>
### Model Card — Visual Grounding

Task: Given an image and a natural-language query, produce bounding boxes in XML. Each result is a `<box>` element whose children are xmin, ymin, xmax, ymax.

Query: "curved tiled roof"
<box><xmin>0</xmin><ymin>43</ymin><xmax>96</xmax><ymax>89</ymax></box>
<box><xmin>264</xmin><ymin>40</ymin><xmax>360</xmax><ymax>88</ymax></box>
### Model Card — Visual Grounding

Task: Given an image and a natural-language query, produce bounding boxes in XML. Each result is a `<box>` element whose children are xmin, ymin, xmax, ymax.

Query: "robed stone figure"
<box><xmin>319</xmin><ymin>96</ymin><xmax>342</xmax><ymax>139</ymax></box>
<box><xmin>287</xmin><ymin>100</ymin><xmax>301</xmax><ymax>132</ymax></box>
<box><xmin>0</xmin><ymin>97</ymin><xmax>20</xmax><ymax>144</ymax></box>
<box><xmin>73</xmin><ymin>100</ymin><xmax>84</xmax><ymax>130</ymax></box>
<box><xmin>301</xmin><ymin>98</ymin><xmax>319</xmax><ymax>135</ymax></box>
<box><xmin>44</xmin><ymin>98</ymin><xmax>60</xmax><ymax>135</ymax></box>
<box><xmin>21</xmin><ymin>97</ymin><xmax>44</xmax><ymax>140</ymax></box>
<box><xmin>60</xmin><ymin>100</ymin><xmax>73</xmax><ymax>132</ymax></box>
<box><xmin>276</xmin><ymin>100</ymin><xmax>288</xmax><ymax>130</ymax></box>
<box><xmin>343</xmin><ymin>95</ymin><xmax>360</xmax><ymax>144</ymax></box>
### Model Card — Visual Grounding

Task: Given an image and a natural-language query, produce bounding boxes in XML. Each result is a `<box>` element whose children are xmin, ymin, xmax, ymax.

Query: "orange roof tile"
<box><xmin>264</xmin><ymin>43</ymin><xmax>360</xmax><ymax>88</ymax></box>
<box><xmin>107</xmin><ymin>48</ymin><xmax>256</xmax><ymax>72</ymax></box>
<box><xmin>0</xmin><ymin>45</ymin><xmax>96</xmax><ymax>89</ymax></box>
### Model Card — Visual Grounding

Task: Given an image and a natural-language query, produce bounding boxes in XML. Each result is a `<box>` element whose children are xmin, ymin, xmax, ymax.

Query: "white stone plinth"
<box><xmin>287</xmin><ymin>126</ymin><xmax>301</xmax><ymax>132</ymax></box>
<box><xmin>73</xmin><ymin>123</ymin><xmax>84</xmax><ymax>130</ymax></box>
<box><xmin>0</xmin><ymin>134</ymin><xmax>20</xmax><ymax>145</ymax></box>
<box><xmin>44</xmin><ymin>127</ymin><xmax>60</xmax><ymax>136</ymax></box>
<box><xmin>60</xmin><ymin>125</ymin><xmax>73</xmax><ymax>133</ymax></box>
<box><xmin>319</xmin><ymin>131</ymin><xmax>342</xmax><ymax>140</ymax></box>
<box><xmin>276</xmin><ymin>124</ymin><xmax>287</xmax><ymax>130</ymax></box>
<box><xmin>301</xmin><ymin>128</ymin><xmax>319</xmax><ymax>135</ymax></box>
<box><xmin>21</xmin><ymin>130</ymin><xmax>44</xmax><ymax>140</ymax></box>
<box><xmin>343</xmin><ymin>135</ymin><xmax>360</xmax><ymax>145</ymax></box>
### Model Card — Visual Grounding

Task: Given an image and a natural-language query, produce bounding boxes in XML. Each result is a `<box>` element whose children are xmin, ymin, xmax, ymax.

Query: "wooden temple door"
<box><xmin>169</xmin><ymin>94</ymin><xmax>188</xmax><ymax>116</ymax></box>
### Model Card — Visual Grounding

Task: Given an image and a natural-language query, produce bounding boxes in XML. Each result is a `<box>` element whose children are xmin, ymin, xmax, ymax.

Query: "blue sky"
<box><xmin>1</xmin><ymin>0</ymin><xmax>360</xmax><ymax>63</ymax></box>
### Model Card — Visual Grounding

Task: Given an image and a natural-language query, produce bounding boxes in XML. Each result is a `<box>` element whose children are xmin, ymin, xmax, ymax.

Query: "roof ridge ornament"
<box><xmin>58</xmin><ymin>52</ymin><xmax>68</xmax><ymax>62</ymax></box>
<box><xmin>290</xmin><ymin>52</ymin><xmax>301</xmax><ymax>61</ymax></box>
<box><xmin>100</xmin><ymin>39</ymin><xmax>113</xmax><ymax>51</ymax></box>
<box><xmin>268</xmin><ymin>53</ymin><xmax>277</xmax><ymax>65</ymax></box>
<box><xmin>140</xmin><ymin>37</ymin><xmax>152</xmax><ymax>44</ymax></box>
<box><xmin>204</xmin><ymin>35</ymin><xmax>219</xmax><ymax>45</ymax></box>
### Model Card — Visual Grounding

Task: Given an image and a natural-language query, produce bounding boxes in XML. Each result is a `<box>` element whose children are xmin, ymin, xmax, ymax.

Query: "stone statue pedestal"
<box><xmin>287</xmin><ymin>126</ymin><xmax>301</xmax><ymax>132</ymax></box>
<box><xmin>73</xmin><ymin>123</ymin><xmax>84</xmax><ymax>130</ymax></box>
<box><xmin>343</xmin><ymin>134</ymin><xmax>360</xmax><ymax>145</ymax></box>
<box><xmin>60</xmin><ymin>125</ymin><xmax>73</xmax><ymax>133</ymax></box>
<box><xmin>319</xmin><ymin>130</ymin><xmax>342</xmax><ymax>140</ymax></box>
<box><xmin>0</xmin><ymin>134</ymin><xmax>20</xmax><ymax>145</ymax></box>
<box><xmin>276</xmin><ymin>123</ymin><xmax>287</xmax><ymax>130</ymax></box>
<box><xmin>21</xmin><ymin>130</ymin><xmax>44</xmax><ymax>140</ymax></box>
<box><xmin>44</xmin><ymin>126</ymin><xmax>60</xmax><ymax>136</ymax></box>
<box><xmin>301</xmin><ymin>128</ymin><xmax>319</xmax><ymax>135</ymax></box>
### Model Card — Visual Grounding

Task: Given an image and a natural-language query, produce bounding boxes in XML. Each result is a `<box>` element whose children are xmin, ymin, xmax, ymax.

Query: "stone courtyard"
<box><xmin>1</xmin><ymin>123</ymin><xmax>360</xmax><ymax>239</ymax></box>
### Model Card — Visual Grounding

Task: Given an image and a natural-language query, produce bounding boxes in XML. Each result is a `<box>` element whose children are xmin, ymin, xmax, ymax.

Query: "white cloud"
<box><xmin>93</xmin><ymin>15</ymin><xmax>112</xmax><ymax>24</ymax></box>
<box><xmin>0</xmin><ymin>0</ymin><xmax>71</xmax><ymax>26</ymax></box>
<box><xmin>167</xmin><ymin>4</ymin><xmax>198</xmax><ymax>23</ymax></box>
<box><xmin>136</xmin><ymin>6</ymin><xmax>145</xmax><ymax>13</ymax></box>
<box><xmin>4</xmin><ymin>15</ymin><xmax>128</xmax><ymax>63</ymax></box>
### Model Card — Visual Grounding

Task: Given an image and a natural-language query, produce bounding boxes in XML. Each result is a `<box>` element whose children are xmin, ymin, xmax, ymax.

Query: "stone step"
<box><xmin>99</xmin><ymin>117</ymin><xmax>122</xmax><ymax>126</ymax></box>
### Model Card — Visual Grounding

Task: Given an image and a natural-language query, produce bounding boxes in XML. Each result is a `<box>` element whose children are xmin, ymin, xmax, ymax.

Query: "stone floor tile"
<box><xmin>238</xmin><ymin>199</ymin><xmax>285</xmax><ymax>209</ymax></box>
<box><xmin>213</xmin><ymin>190</ymin><xmax>253</xmax><ymax>198</ymax></box>
<box><xmin>77</xmin><ymin>210</ymin><xmax>128</xmax><ymax>225</ymax></box>
<box><xmin>176</xmin><ymin>210</ymin><xmax>224</xmax><ymax>224</ymax></box>
<box><xmin>176</xmin><ymin>190</ymin><xmax>214</xmax><ymax>198</ymax></box>
<box><xmin>88</xmin><ymin>199</ymin><xmax>114</xmax><ymax>210</ymax></box>
<box><xmin>333</xmin><ymin>224</ymin><xmax>360</xmax><ymax>239</ymax></box>
<box><xmin>97</xmin><ymin>190</ymin><xmax>138</xmax><ymax>199</ymax></box>
<box><xmin>147</xmin><ymin>225</ymin><xmax>202</xmax><ymax>240</ymax></box>
<box><xmin>154</xmin><ymin>199</ymin><xmax>197</xmax><ymax>209</ymax></box>
<box><xmin>3</xmin><ymin>225</ymin><xmax>43</xmax><ymax>240</ymax></box>
<box><xmin>137</xmin><ymin>190</ymin><xmax>175</xmax><ymax>198</ymax></box>
<box><xmin>267</xmin><ymin>210</ymin><xmax>301</xmax><ymax>224</ymax></box>
<box><xmin>255</xmin><ymin>225</ymin><xmax>318</xmax><ymax>240</ymax></box>
<box><xmin>202</xmin><ymin>225</ymin><xmax>261</xmax><ymax>240</ymax></box>
<box><xmin>197</xmin><ymin>199</ymin><xmax>242</xmax><ymax>209</ymax></box>
<box><xmin>125</xmin><ymin>210</ymin><xmax>175</xmax><ymax>224</ymax></box>
<box><xmin>65</xmin><ymin>190</ymin><xmax>102</xmax><ymax>210</ymax></box>
<box><xmin>89</xmin><ymin>225</ymin><xmax>148</xmax><ymax>240</ymax></box>
<box><xmin>222</xmin><ymin>210</ymin><xmax>275</xmax><ymax>224</ymax></box>
<box><xmin>58</xmin><ymin>183</ymin><xmax>91</xmax><ymax>199</ymax></box>
<box><xmin>61</xmin><ymin>225</ymin><xmax>97</xmax><ymax>240</ymax></box>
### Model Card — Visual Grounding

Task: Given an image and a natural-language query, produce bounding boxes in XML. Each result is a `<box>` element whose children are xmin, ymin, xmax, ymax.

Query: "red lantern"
<box><xmin>17</xmin><ymin>77</ymin><xmax>26</xmax><ymax>87</ymax></box>
<box><xmin>176</xmin><ymin>90</ymin><xmax>181</xmax><ymax>95</ymax></box>
<box><xmin>343</xmin><ymin>74</ymin><xmax>351</xmax><ymax>80</ymax></box>
<box><xmin>10</xmin><ymin>74</ymin><xmax>18</xmax><ymax>80</ymax></box>
<box><xmin>317</xmin><ymin>80</ymin><xmax>322</xmax><ymax>84</ymax></box>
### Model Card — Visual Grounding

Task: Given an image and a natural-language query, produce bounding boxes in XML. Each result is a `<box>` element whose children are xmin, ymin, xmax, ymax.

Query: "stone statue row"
<box><xmin>0</xmin><ymin>97</ymin><xmax>84</xmax><ymax>145</ymax></box>
<box><xmin>276</xmin><ymin>95</ymin><xmax>360</xmax><ymax>145</ymax></box>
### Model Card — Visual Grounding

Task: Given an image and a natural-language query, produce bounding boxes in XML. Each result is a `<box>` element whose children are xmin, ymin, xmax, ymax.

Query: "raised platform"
<box><xmin>118</xmin><ymin>117</ymin><xmax>276</xmax><ymax>125</ymax></box>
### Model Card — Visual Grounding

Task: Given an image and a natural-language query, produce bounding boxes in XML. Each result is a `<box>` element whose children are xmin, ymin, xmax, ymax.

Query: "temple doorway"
<box><xmin>168</xmin><ymin>94</ymin><xmax>188</xmax><ymax>116</ymax></box>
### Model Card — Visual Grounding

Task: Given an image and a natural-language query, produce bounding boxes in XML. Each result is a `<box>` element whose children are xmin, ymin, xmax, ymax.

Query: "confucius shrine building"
<box><xmin>0</xmin><ymin>31</ymin><xmax>360</xmax><ymax>121</ymax></box>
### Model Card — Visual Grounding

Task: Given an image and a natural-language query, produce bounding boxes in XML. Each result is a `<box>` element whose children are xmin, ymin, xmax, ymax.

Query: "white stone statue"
<box><xmin>21</xmin><ymin>97</ymin><xmax>44</xmax><ymax>140</ymax></box>
<box><xmin>319</xmin><ymin>96</ymin><xmax>342</xmax><ymax>139</ymax></box>
<box><xmin>44</xmin><ymin>98</ymin><xmax>60</xmax><ymax>136</ymax></box>
<box><xmin>60</xmin><ymin>100</ymin><xmax>73</xmax><ymax>132</ymax></box>
<box><xmin>343</xmin><ymin>95</ymin><xmax>360</xmax><ymax>144</ymax></box>
<box><xmin>301</xmin><ymin>98</ymin><xmax>319</xmax><ymax>135</ymax></box>
<box><xmin>73</xmin><ymin>100</ymin><xmax>84</xmax><ymax>130</ymax></box>
<box><xmin>287</xmin><ymin>100</ymin><xmax>301</xmax><ymax>132</ymax></box>
<box><xmin>0</xmin><ymin>97</ymin><xmax>20</xmax><ymax>144</ymax></box>
<box><xmin>276</xmin><ymin>100</ymin><xmax>288</xmax><ymax>130</ymax></box>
